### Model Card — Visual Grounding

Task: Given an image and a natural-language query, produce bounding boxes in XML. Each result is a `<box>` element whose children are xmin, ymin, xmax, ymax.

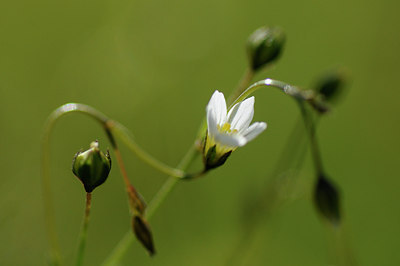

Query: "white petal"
<box><xmin>227</xmin><ymin>96</ymin><xmax>255</xmax><ymax>132</ymax></box>
<box><xmin>207</xmin><ymin>105</ymin><xmax>219</xmax><ymax>137</ymax></box>
<box><xmin>207</xmin><ymin>90</ymin><xmax>227</xmax><ymax>125</ymax></box>
<box><xmin>214</xmin><ymin>132</ymin><xmax>247</xmax><ymax>147</ymax></box>
<box><xmin>243</xmin><ymin>122</ymin><xmax>267</xmax><ymax>142</ymax></box>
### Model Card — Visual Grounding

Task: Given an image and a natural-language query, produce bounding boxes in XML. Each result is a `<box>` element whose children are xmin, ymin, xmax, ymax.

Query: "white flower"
<box><xmin>204</xmin><ymin>90</ymin><xmax>267</xmax><ymax>162</ymax></box>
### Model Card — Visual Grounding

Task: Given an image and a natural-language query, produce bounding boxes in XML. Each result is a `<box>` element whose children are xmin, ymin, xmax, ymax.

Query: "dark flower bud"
<box><xmin>314</xmin><ymin>69</ymin><xmax>347</xmax><ymax>102</ymax></box>
<box><xmin>314</xmin><ymin>175</ymin><xmax>341</xmax><ymax>226</ymax></box>
<box><xmin>72</xmin><ymin>141</ymin><xmax>111</xmax><ymax>193</ymax></box>
<box><xmin>133</xmin><ymin>215</ymin><xmax>155</xmax><ymax>256</ymax></box>
<box><xmin>246</xmin><ymin>26</ymin><xmax>286</xmax><ymax>71</ymax></box>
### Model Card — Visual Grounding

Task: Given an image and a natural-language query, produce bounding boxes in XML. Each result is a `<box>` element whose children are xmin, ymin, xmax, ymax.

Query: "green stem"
<box><xmin>224</xmin><ymin>114</ymin><xmax>310</xmax><ymax>265</ymax></box>
<box><xmin>227</xmin><ymin>68</ymin><xmax>254</xmax><ymax>106</ymax></box>
<box><xmin>99</xmin><ymin>66</ymin><xmax>258</xmax><ymax>265</ymax></box>
<box><xmin>41</xmin><ymin>103</ymin><xmax>186</xmax><ymax>264</ymax></box>
<box><xmin>147</xmin><ymin>145</ymin><xmax>200</xmax><ymax>217</ymax></box>
<box><xmin>41</xmin><ymin>104</ymin><xmax>108</xmax><ymax>265</ymax></box>
<box><xmin>101</xmin><ymin>69</ymin><xmax>275</xmax><ymax>265</ymax></box>
<box><xmin>108</xmin><ymin>121</ymin><xmax>185</xmax><ymax>178</ymax></box>
<box><xmin>298</xmin><ymin>101</ymin><xmax>324</xmax><ymax>174</ymax></box>
<box><xmin>101</xmin><ymin>145</ymin><xmax>200</xmax><ymax>266</ymax></box>
<box><xmin>76</xmin><ymin>193</ymin><xmax>92</xmax><ymax>266</ymax></box>
<box><xmin>229</xmin><ymin>78</ymin><xmax>329</xmax><ymax>114</ymax></box>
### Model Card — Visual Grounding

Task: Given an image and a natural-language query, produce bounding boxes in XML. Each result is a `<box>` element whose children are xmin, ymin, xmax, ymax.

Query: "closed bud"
<box><xmin>314</xmin><ymin>69</ymin><xmax>347</xmax><ymax>102</ymax></box>
<box><xmin>133</xmin><ymin>215</ymin><xmax>155</xmax><ymax>256</ymax></box>
<box><xmin>314</xmin><ymin>175</ymin><xmax>341</xmax><ymax>226</ymax></box>
<box><xmin>246</xmin><ymin>26</ymin><xmax>286</xmax><ymax>71</ymax></box>
<box><xmin>72</xmin><ymin>141</ymin><xmax>111</xmax><ymax>193</ymax></box>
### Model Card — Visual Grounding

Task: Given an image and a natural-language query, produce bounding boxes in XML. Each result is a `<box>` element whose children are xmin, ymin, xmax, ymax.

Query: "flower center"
<box><xmin>218</xmin><ymin>122</ymin><xmax>238</xmax><ymax>134</ymax></box>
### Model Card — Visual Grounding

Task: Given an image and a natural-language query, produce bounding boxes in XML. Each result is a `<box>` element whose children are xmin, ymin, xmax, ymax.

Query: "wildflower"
<box><xmin>204</xmin><ymin>90</ymin><xmax>267</xmax><ymax>169</ymax></box>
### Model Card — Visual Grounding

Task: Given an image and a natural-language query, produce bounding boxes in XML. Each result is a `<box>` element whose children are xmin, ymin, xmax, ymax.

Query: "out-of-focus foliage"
<box><xmin>0</xmin><ymin>0</ymin><xmax>399</xmax><ymax>265</ymax></box>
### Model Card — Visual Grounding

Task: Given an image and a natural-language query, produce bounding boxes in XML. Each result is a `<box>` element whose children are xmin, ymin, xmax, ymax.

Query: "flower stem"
<box><xmin>101</xmin><ymin>144</ymin><xmax>200</xmax><ymax>266</ymax></box>
<box><xmin>41</xmin><ymin>104</ymin><xmax>109</xmax><ymax>265</ymax></box>
<box><xmin>297</xmin><ymin>101</ymin><xmax>324</xmax><ymax>174</ymax></box>
<box><xmin>76</xmin><ymin>193</ymin><xmax>92</xmax><ymax>266</ymax></box>
<box><xmin>229</xmin><ymin>78</ymin><xmax>328</xmax><ymax>113</ymax></box>
<box><xmin>146</xmin><ymin>144</ymin><xmax>200</xmax><ymax>217</ymax></box>
<box><xmin>101</xmin><ymin>68</ymin><xmax>257</xmax><ymax>265</ymax></box>
<box><xmin>41</xmin><ymin>103</ymin><xmax>186</xmax><ymax>264</ymax></box>
<box><xmin>227</xmin><ymin>68</ymin><xmax>254</xmax><ymax>106</ymax></box>
<box><xmin>107</xmin><ymin>120</ymin><xmax>185</xmax><ymax>178</ymax></box>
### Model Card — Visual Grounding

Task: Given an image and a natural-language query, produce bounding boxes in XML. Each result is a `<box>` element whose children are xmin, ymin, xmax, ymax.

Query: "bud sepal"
<box><xmin>133</xmin><ymin>215</ymin><xmax>155</xmax><ymax>256</ymax></box>
<box><xmin>203</xmin><ymin>141</ymin><xmax>232</xmax><ymax>170</ymax></box>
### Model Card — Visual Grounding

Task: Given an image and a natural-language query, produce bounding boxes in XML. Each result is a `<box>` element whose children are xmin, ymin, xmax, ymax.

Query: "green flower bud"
<box><xmin>246</xmin><ymin>26</ymin><xmax>286</xmax><ymax>71</ymax></box>
<box><xmin>72</xmin><ymin>141</ymin><xmax>111</xmax><ymax>193</ymax></box>
<box><xmin>314</xmin><ymin>175</ymin><xmax>341</xmax><ymax>226</ymax></box>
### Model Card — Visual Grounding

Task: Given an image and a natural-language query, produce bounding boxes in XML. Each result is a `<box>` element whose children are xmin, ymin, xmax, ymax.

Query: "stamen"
<box><xmin>217</xmin><ymin>123</ymin><xmax>238</xmax><ymax>134</ymax></box>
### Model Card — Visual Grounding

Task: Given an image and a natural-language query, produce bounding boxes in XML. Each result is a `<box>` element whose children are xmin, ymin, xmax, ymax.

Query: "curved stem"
<box><xmin>101</xmin><ymin>71</ymin><xmax>279</xmax><ymax>266</ymax></box>
<box><xmin>230</xmin><ymin>78</ymin><xmax>313</xmax><ymax>108</ymax></box>
<box><xmin>227</xmin><ymin>68</ymin><xmax>254</xmax><ymax>106</ymax></box>
<box><xmin>41</xmin><ymin>104</ymin><xmax>109</xmax><ymax>265</ymax></box>
<box><xmin>76</xmin><ymin>193</ymin><xmax>92</xmax><ymax>266</ymax></box>
<box><xmin>107</xmin><ymin>121</ymin><xmax>185</xmax><ymax>178</ymax></box>
<box><xmin>41</xmin><ymin>103</ymin><xmax>186</xmax><ymax>264</ymax></box>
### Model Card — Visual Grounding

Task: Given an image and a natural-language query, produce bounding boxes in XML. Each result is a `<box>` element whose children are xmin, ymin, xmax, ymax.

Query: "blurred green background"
<box><xmin>1</xmin><ymin>0</ymin><xmax>399</xmax><ymax>265</ymax></box>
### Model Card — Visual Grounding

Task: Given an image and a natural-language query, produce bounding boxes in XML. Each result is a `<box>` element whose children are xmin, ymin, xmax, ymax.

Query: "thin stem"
<box><xmin>112</xmin><ymin>146</ymin><xmax>139</xmax><ymax>214</ymax></box>
<box><xmin>41</xmin><ymin>104</ymin><xmax>109</xmax><ymax>265</ymax></box>
<box><xmin>101</xmin><ymin>68</ymin><xmax>259</xmax><ymax>265</ymax></box>
<box><xmin>298</xmin><ymin>101</ymin><xmax>324</xmax><ymax>174</ymax></box>
<box><xmin>229</xmin><ymin>78</ymin><xmax>326</xmax><ymax>172</ymax></box>
<box><xmin>107</xmin><ymin>120</ymin><xmax>185</xmax><ymax>178</ymax></box>
<box><xmin>225</xmin><ymin>117</ymin><xmax>308</xmax><ymax>266</ymax></box>
<box><xmin>113</xmin><ymin>148</ymin><xmax>131</xmax><ymax>190</ymax></box>
<box><xmin>76</xmin><ymin>193</ymin><xmax>92</xmax><ymax>266</ymax></box>
<box><xmin>101</xmin><ymin>145</ymin><xmax>199</xmax><ymax>266</ymax></box>
<box><xmin>227</xmin><ymin>68</ymin><xmax>254</xmax><ymax>106</ymax></box>
<box><xmin>42</xmin><ymin>103</ymin><xmax>185</xmax><ymax>265</ymax></box>
<box><xmin>230</xmin><ymin>78</ymin><xmax>312</xmax><ymax>108</ymax></box>
<box><xmin>147</xmin><ymin>144</ymin><xmax>199</xmax><ymax>217</ymax></box>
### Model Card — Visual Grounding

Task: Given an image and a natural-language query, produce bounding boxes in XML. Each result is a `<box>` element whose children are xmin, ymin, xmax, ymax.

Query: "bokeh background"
<box><xmin>1</xmin><ymin>0</ymin><xmax>399</xmax><ymax>265</ymax></box>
